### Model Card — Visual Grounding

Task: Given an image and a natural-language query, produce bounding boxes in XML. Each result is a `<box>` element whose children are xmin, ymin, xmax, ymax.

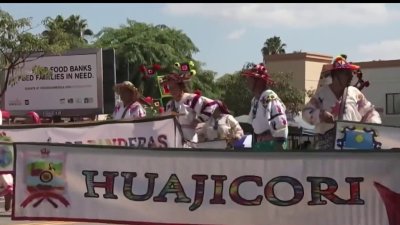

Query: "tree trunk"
<box><xmin>0</xmin><ymin>66</ymin><xmax>12</xmax><ymax>99</ymax></box>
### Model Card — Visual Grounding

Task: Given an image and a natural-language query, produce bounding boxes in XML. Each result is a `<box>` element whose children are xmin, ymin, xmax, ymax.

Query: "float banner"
<box><xmin>0</xmin><ymin>116</ymin><xmax>183</xmax><ymax>148</ymax></box>
<box><xmin>13</xmin><ymin>143</ymin><xmax>400</xmax><ymax>225</ymax></box>
<box><xmin>335</xmin><ymin>121</ymin><xmax>400</xmax><ymax>150</ymax></box>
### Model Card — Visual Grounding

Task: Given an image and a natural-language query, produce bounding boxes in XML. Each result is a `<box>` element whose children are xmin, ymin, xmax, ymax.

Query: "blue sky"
<box><xmin>1</xmin><ymin>3</ymin><xmax>400</xmax><ymax>77</ymax></box>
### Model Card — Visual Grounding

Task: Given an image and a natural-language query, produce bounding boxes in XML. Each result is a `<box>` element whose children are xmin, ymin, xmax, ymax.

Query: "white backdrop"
<box><xmin>4</xmin><ymin>54</ymin><xmax>99</xmax><ymax>111</ymax></box>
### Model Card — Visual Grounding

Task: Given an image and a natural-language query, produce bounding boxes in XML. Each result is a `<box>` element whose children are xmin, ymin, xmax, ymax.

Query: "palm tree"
<box><xmin>65</xmin><ymin>15</ymin><xmax>93</xmax><ymax>43</ymax></box>
<box><xmin>42</xmin><ymin>15</ymin><xmax>93</xmax><ymax>46</ymax></box>
<box><xmin>42</xmin><ymin>15</ymin><xmax>66</xmax><ymax>44</ymax></box>
<box><xmin>261</xmin><ymin>36</ymin><xmax>287</xmax><ymax>63</ymax></box>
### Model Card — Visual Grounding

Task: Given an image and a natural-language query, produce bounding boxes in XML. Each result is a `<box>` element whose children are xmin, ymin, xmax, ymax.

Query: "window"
<box><xmin>386</xmin><ymin>93</ymin><xmax>400</xmax><ymax>115</ymax></box>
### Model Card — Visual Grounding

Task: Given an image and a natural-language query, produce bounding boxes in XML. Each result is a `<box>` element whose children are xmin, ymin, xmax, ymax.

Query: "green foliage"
<box><xmin>191</xmin><ymin>69</ymin><xmax>222</xmax><ymax>100</ymax></box>
<box><xmin>42</xmin><ymin>14</ymin><xmax>94</xmax><ymax>49</ymax></box>
<box><xmin>0</xmin><ymin>9</ymin><xmax>68</xmax><ymax>98</ymax></box>
<box><xmin>216</xmin><ymin>72</ymin><xmax>252</xmax><ymax>116</ymax></box>
<box><xmin>94</xmin><ymin>20</ymin><xmax>200</xmax><ymax>102</ymax></box>
<box><xmin>95</xmin><ymin>20</ymin><xmax>198</xmax><ymax>68</ymax></box>
<box><xmin>216</xmin><ymin>70</ymin><xmax>307</xmax><ymax>116</ymax></box>
<box><xmin>270</xmin><ymin>72</ymin><xmax>306</xmax><ymax>115</ymax></box>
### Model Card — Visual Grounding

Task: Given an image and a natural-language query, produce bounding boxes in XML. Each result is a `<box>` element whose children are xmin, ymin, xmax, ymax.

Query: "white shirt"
<box><xmin>303</xmin><ymin>85</ymin><xmax>382</xmax><ymax>134</ymax></box>
<box><xmin>165</xmin><ymin>93</ymin><xmax>217</xmax><ymax>142</ymax></box>
<box><xmin>112</xmin><ymin>101</ymin><xmax>146</xmax><ymax>120</ymax></box>
<box><xmin>249</xmin><ymin>89</ymin><xmax>289</xmax><ymax>139</ymax></box>
<box><xmin>198</xmin><ymin>114</ymin><xmax>244</xmax><ymax>141</ymax></box>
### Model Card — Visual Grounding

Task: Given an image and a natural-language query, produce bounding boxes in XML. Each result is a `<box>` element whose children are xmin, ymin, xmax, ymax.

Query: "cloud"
<box><xmin>226</xmin><ymin>28</ymin><xmax>246</xmax><ymax>40</ymax></box>
<box><xmin>356</xmin><ymin>39</ymin><xmax>400</xmax><ymax>61</ymax></box>
<box><xmin>162</xmin><ymin>3</ymin><xmax>400</xmax><ymax>29</ymax></box>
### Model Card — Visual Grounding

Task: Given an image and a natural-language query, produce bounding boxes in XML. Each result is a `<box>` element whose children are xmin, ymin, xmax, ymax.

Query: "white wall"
<box><xmin>305</xmin><ymin>61</ymin><xmax>325</xmax><ymax>92</ymax></box>
<box><xmin>361</xmin><ymin>67</ymin><xmax>400</xmax><ymax>126</ymax></box>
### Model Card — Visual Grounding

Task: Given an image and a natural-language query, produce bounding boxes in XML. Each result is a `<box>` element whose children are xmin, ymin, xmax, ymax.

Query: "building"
<box><xmin>353</xmin><ymin>60</ymin><xmax>400</xmax><ymax>126</ymax></box>
<box><xmin>265</xmin><ymin>52</ymin><xmax>333</xmax><ymax>102</ymax></box>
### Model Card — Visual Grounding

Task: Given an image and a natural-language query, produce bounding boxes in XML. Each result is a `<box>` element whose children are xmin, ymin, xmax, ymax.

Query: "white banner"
<box><xmin>13</xmin><ymin>143</ymin><xmax>400</xmax><ymax>225</ymax></box>
<box><xmin>0</xmin><ymin>116</ymin><xmax>183</xmax><ymax>148</ymax></box>
<box><xmin>335</xmin><ymin>121</ymin><xmax>400</xmax><ymax>150</ymax></box>
<box><xmin>4</xmin><ymin>51</ymin><xmax>101</xmax><ymax>113</ymax></box>
<box><xmin>0</xmin><ymin>143</ymin><xmax>13</xmax><ymax>173</ymax></box>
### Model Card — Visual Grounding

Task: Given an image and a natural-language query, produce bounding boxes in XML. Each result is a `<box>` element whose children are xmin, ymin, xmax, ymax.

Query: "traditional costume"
<box><xmin>197</xmin><ymin>100</ymin><xmax>244</xmax><ymax>148</ymax></box>
<box><xmin>241</xmin><ymin>63</ymin><xmax>289</xmax><ymax>151</ymax></box>
<box><xmin>112</xmin><ymin>81</ymin><xmax>146</xmax><ymax>120</ymax></box>
<box><xmin>162</xmin><ymin>61</ymin><xmax>217</xmax><ymax>147</ymax></box>
<box><xmin>302</xmin><ymin>55</ymin><xmax>382</xmax><ymax>150</ymax></box>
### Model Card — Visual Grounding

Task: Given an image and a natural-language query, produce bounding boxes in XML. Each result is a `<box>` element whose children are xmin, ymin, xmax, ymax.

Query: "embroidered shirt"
<box><xmin>165</xmin><ymin>93</ymin><xmax>217</xmax><ymax>142</ymax></box>
<box><xmin>249</xmin><ymin>89</ymin><xmax>288</xmax><ymax>139</ymax></box>
<box><xmin>112</xmin><ymin>101</ymin><xmax>146</xmax><ymax>120</ymax></box>
<box><xmin>302</xmin><ymin>85</ymin><xmax>382</xmax><ymax>134</ymax></box>
<box><xmin>198</xmin><ymin>114</ymin><xmax>244</xmax><ymax>141</ymax></box>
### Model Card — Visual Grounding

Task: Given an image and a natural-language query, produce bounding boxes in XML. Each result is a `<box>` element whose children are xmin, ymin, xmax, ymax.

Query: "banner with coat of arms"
<box><xmin>12</xmin><ymin>143</ymin><xmax>400</xmax><ymax>225</ymax></box>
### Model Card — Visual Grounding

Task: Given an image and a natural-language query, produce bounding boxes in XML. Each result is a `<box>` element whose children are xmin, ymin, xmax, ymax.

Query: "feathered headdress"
<box><xmin>331</xmin><ymin>54</ymin><xmax>360</xmax><ymax>71</ymax></box>
<box><xmin>240</xmin><ymin>62</ymin><xmax>273</xmax><ymax>84</ymax></box>
<box><xmin>319</xmin><ymin>54</ymin><xmax>369</xmax><ymax>90</ymax></box>
<box><xmin>140</xmin><ymin>64</ymin><xmax>162</xmax><ymax>80</ymax></box>
<box><xmin>160</xmin><ymin>61</ymin><xmax>197</xmax><ymax>84</ymax></box>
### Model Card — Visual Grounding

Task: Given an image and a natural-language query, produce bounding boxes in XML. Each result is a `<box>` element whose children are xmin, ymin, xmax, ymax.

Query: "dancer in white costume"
<box><xmin>112</xmin><ymin>81</ymin><xmax>146</xmax><ymax>120</ymax></box>
<box><xmin>241</xmin><ymin>62</ymin><xmax>289</xmax><ymax>151</ymax></box>
<box><xmin>303</xmin><ymin>55</ymin><xmax>382</xmax><ymax>150</ymax></box>
<box><xmin>162</xmin><ymin>61</ymin><xmax>217</xmax><ymax>148</ymax></box>
<box><xmin>197</xmin><ymin>100</ymin><xmax>244</xmax><ymax>148</ymax></box>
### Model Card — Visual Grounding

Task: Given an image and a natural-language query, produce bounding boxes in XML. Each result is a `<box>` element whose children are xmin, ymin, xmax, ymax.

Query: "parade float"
<box><xmin>1</xmin><ymin>51</ymin><xmax>400</xmax><ymax>225</ymax></box>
